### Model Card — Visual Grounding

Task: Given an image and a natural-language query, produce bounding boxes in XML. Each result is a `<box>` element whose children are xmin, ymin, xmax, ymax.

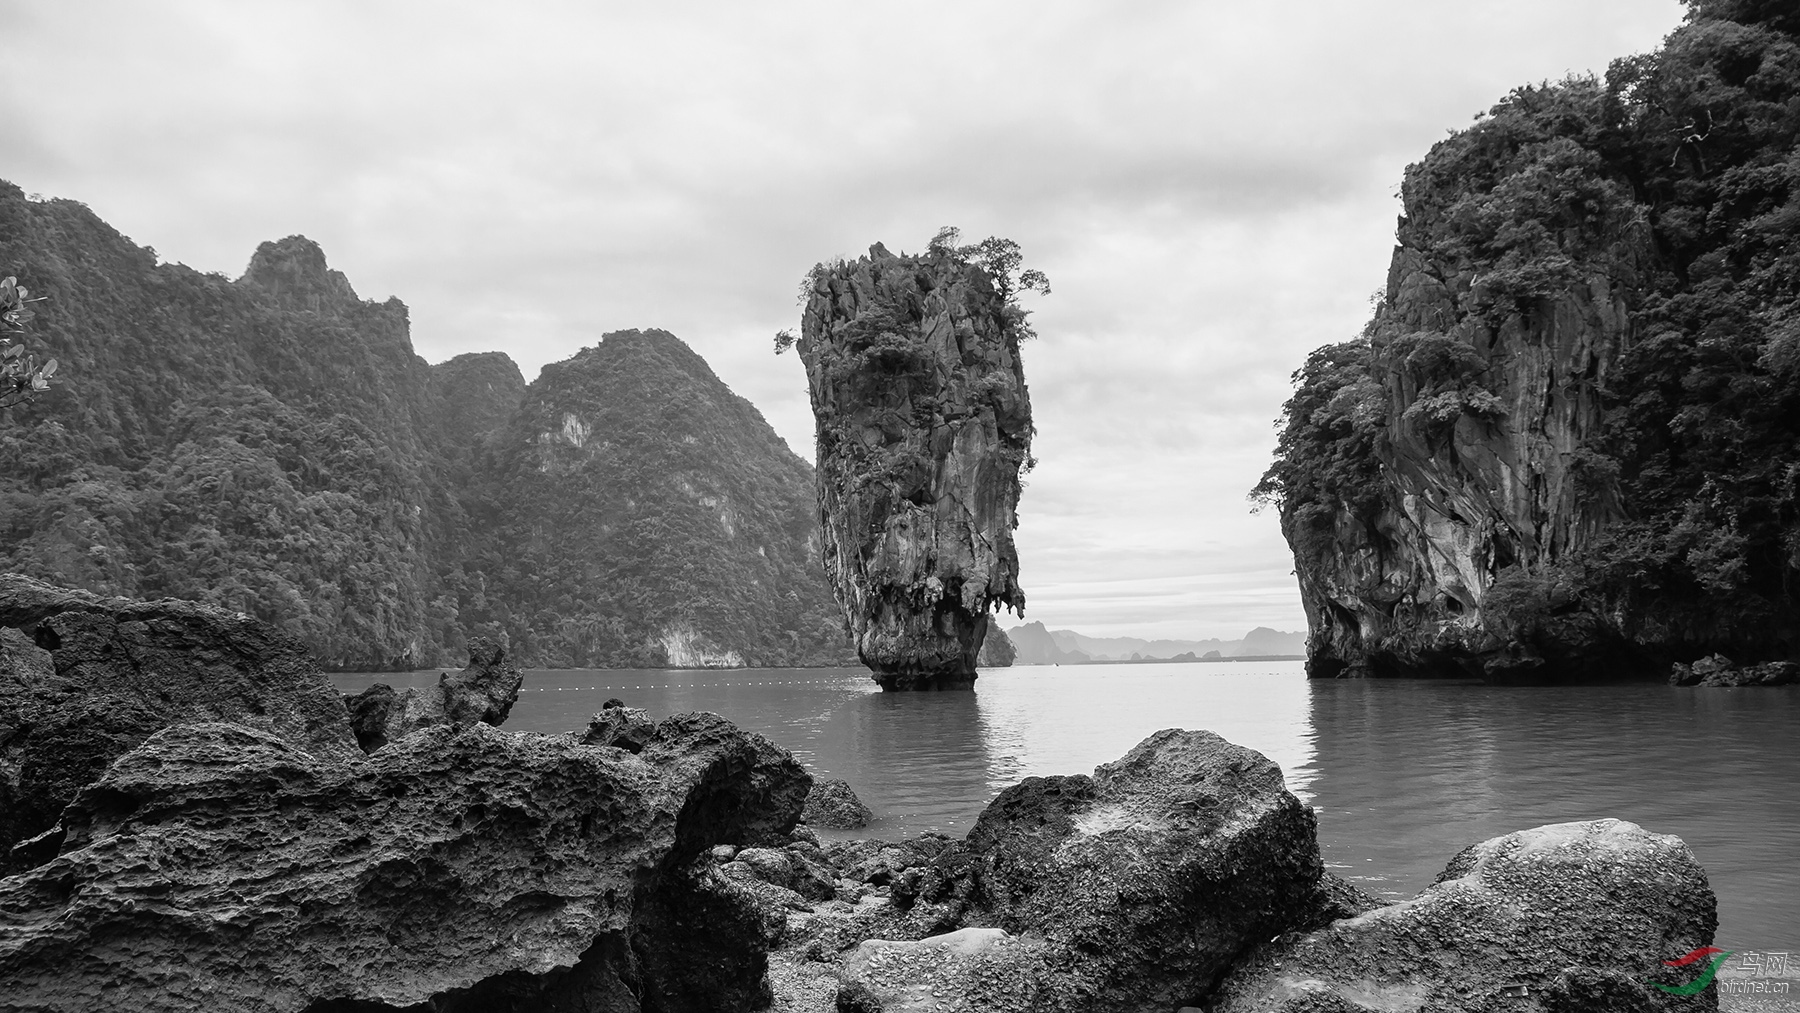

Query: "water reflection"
<box><xmin>808</xmin><ymin>689</ymin><xmax>997</xmax><ymax>837</ymax></box>
<box><xmin>1303</xmin><ymin>679</ymin><xmax>1800</xmax><ymax>943</ymax></box>
<box><xmin>329</xmin><ymin>663</ymin><xmax>1796</xmax><ymax>941</ymax></box>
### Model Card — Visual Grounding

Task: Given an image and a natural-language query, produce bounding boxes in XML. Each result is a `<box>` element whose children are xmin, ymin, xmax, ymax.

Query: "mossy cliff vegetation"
<box><xmin>1256</xmin><ymin>0</ymin><xmax>1800</xmax><ymax>680</ymax></box>
<box><xmin>0</xmin><ymin>181</ymin><xmax>851</xmax><ymax>669</ymax></box>
<box><xmin>790</xmin><ymin>233</ymin><xmax>1039</xmax><ymax>689</ymax></box>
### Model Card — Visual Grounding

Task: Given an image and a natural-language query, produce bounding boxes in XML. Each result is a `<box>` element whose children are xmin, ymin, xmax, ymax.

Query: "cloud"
<box><xmin>3</xmin><ymin>0</ymin><xmax>1688</xmax><ymax>638</ymax></box>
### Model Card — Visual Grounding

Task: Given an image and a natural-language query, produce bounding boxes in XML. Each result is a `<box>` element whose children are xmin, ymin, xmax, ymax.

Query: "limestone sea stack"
<box><xmin>796</xmin><ymin>241</ymin><xmax>1033</xmax><ymax>690</ymax></box>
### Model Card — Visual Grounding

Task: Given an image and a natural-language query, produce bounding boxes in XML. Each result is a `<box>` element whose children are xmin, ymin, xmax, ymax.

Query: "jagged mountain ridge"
<box><xmin>1257</xmin><ymin>0</ymin><xmax>1800</xmax><ymax>680</ymax></box>
<box><xmin>0</xmin><ymin>181</ymin><xmax>852</xmax><ymax>668</ymax></box>
<box><xmin>1006</xmin><ymin>622</ymin><xmax>1305</xmax><ymax>664</ymax></box>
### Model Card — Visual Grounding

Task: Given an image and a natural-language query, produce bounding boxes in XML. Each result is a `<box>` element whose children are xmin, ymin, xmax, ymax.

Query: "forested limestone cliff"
<box><xmin>796</xmin><ymin>240</ymin><xmax>1034</xmax><ymax>689</ymax></box>
<box><xmin>471</xmin><ymin>330</ymin><xmax>851</xmax><ymax>668</ymax></box>
<box><xmin>1257</xmin><ymin>0</ymin><xmax>1800</xmax><ymax>680</ymax></box>
<box><xmin>0</xmin><ymin>182</ymin><xmax>852</xmax><ymax>669</ymax></box>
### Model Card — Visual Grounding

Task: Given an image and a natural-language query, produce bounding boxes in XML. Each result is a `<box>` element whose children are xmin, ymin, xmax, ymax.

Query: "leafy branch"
<box><xmin>0</xmin><ymin>276</ymin><xmax>57</xmax><ymax>411</ymax></box>
<box><xmin>928</xmin><ymin>226</ymin><xmax>1051</xmax><ymax>305</ymax></box>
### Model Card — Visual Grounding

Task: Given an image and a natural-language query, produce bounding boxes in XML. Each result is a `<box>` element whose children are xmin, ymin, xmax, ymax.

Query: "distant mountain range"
<box><xmin>1005</xmin><ymin>622</ymin><xmax>1305</xmax><ymax>665</ymax></box>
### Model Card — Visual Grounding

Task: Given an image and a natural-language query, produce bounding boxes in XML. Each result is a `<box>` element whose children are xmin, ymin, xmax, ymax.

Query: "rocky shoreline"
<box><xmin>0</xmin><ymin>577</ymin><xmax>1736</xmax><ymax>1011</ymax></box>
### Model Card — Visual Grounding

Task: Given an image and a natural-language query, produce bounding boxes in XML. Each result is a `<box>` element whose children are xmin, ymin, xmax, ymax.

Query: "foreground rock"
<box><xmin>891</xmin><ymin>729</ymin><xmax>1330</xmax><ymax>1010</ymax></box>
<box><xmin>802</xmin><ymin>777</ymin><xmax>874</xmax><ymax>830</ymax></box>
<box><xmin>758</xmin><ymin>735</ymin><xmax>1717</xmax><ymax>1013</ymax></box>
<box><xmin>837</xmin><ymin>928</ymin><xmax>1047</xmax><ymax>1013</ymax></box>
<box><xmin>0</xmin><ymin>575</ymin><xmax>357</xmax><ymax>871</ymax></box>
<box><xmin>0</xmin><ymin>711</ymin><xmax>810</xmax><ymax>1012</ymax></box>
<box><xmin>795</xmin><ymin>240</ymin><xmax>1034</xmax><ymax>690</ymax></box>
<box><xmin>1211</xmin><ymin>819</ymin><xmax>1719</xmax><ymax>1013</ymax></box>
<box><xmin>341</xmin><ymin>636</ymin><xmax>525</xmax><ymax>751</ymax></box>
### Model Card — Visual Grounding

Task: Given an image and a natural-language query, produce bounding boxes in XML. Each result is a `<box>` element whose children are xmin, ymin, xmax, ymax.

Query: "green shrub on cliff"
<box><xmin>0</xmin><ymin>275</ymin><xmax>57</xmax><ymax>411</ymax></box>
<box><xmin>1252</xmin><ymin>337</ymin><xmax>1387</xmax><ymax>554</ymax></box>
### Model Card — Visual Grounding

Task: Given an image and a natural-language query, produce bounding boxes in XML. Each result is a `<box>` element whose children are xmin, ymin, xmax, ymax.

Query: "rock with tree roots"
<box><xmin>795</xmin><ymin>238</ymin><xmax>1035</xmax><ymax>690</ymax></box>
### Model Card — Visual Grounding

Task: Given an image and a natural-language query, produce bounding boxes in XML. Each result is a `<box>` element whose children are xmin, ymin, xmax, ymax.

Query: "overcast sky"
<box><xmin>6</xmin><ymin>0</ymin><xmax>1687</xmax><ymax>640</ymax></box>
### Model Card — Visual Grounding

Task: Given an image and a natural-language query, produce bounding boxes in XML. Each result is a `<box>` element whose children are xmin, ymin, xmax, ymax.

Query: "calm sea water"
<box><xmin>331</xmin><ymin>662</ymin><xmax>1799</xmax><ymax>945</ymax></box>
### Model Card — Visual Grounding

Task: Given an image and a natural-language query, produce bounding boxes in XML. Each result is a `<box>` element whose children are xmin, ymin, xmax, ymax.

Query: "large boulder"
<box><xmin>904</xmin><ymin>728</ymin><xmax>1331</xmax><ymax>1010</ymax></box>
<box><xmin>0</xmin><ymin>575</ymin><xmax>357</xmax><ymax>871</ymax></box>
<box><xmin>1210</xmin><ymin>818</ymin><xmax>1720</xmax><ymax>1013</ymax></box>
<box><xmin>0</xmin><ymin>711</ymin><xmax>811</xmax><ymax>1012</ymax></box>
<box><xmin>341</xmin><ymin>636</ymin><xmax>525</xmax><ymax>751</ymax></box>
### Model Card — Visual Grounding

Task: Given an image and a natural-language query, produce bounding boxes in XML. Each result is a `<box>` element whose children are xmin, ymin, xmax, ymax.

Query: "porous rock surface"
<box><xmin>801</xmin><ymin>776</ymin><xmax>874</xmax><ymax>830</ymax></box>
<box><xmin>0</xmin><ymin>574</ymin><xmax>357</xmax><ymax>871</ymax></box>
<box><xmin>899</xmin><ymin>728</ymin><xmax>1331</xmax><ymax>1010</ymax></box>
<box><xmin>0</xmin><ymin>709</ymin><xmax>811</xmax><ymax>1012</ymax></box>
<box><xmin>796</xmin><ymin>243</ymin><xmax>1032</xmax><ymax>690</ymax></box>
<box><xmin>1210</xmin><ymin>818</ymin><xmax>1720</xmax><ymax>1013</ymax></box>
<box><xmin>341</xmin><ymin>635</ymin><xmax>524</xmax><ymax>751</ymax></box>
<box><xmin>836</xmin><ymin>927</ymin><xmax>1045</xmax><ymax>1013</ymax></box>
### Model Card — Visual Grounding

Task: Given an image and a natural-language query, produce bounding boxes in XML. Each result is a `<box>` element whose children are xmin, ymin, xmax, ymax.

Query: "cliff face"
<box><xmin>477</xmin><ymin>329</ymin><xmax>853</xmax><ymax>668</ymax></box>
<box><xmin>797</xmin><ymin>243</ymin><xmax>1032</xmax><ymax>688</ymax></box>
<box><xmin>0</xmin><ymin>188</ymin><xmax>453</xmax><ymax>669</ymax></box>
<box><xmin>1261</xmin><ymin>3</ymin><xmax>1800</xmax><ymax>680</ymax></box>
<box><xmin>1284</xmin><ymin>158</ymin><xmax>1655</xmax><ymax>680</ymax></box>
<box><xmin>0</xmin><ymin>183</ymin><xmax>853</xmax><ymax>669</ymax></box>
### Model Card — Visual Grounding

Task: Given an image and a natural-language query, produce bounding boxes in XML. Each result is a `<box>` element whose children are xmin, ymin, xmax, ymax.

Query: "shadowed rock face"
<box><xmin>0</xmin><ymin>574</ymin><xmax>358</xmax><ymax>871</ymax></box>
<box><xmin>0</xmin><ymin>713</ymin><xmax>811</xmax><ymax>1013</ymax></box>
<box><xmin>797</xmin><ymin>243</ymin><xmax>1031</xmax><ymax>690</ymax></box>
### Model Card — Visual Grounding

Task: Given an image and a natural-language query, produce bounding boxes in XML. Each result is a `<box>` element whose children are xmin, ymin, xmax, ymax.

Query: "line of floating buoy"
<box><xmin>525</xmin><ymin>679</ymin><xmax>861</xmax><ymax>692</ymax></box>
